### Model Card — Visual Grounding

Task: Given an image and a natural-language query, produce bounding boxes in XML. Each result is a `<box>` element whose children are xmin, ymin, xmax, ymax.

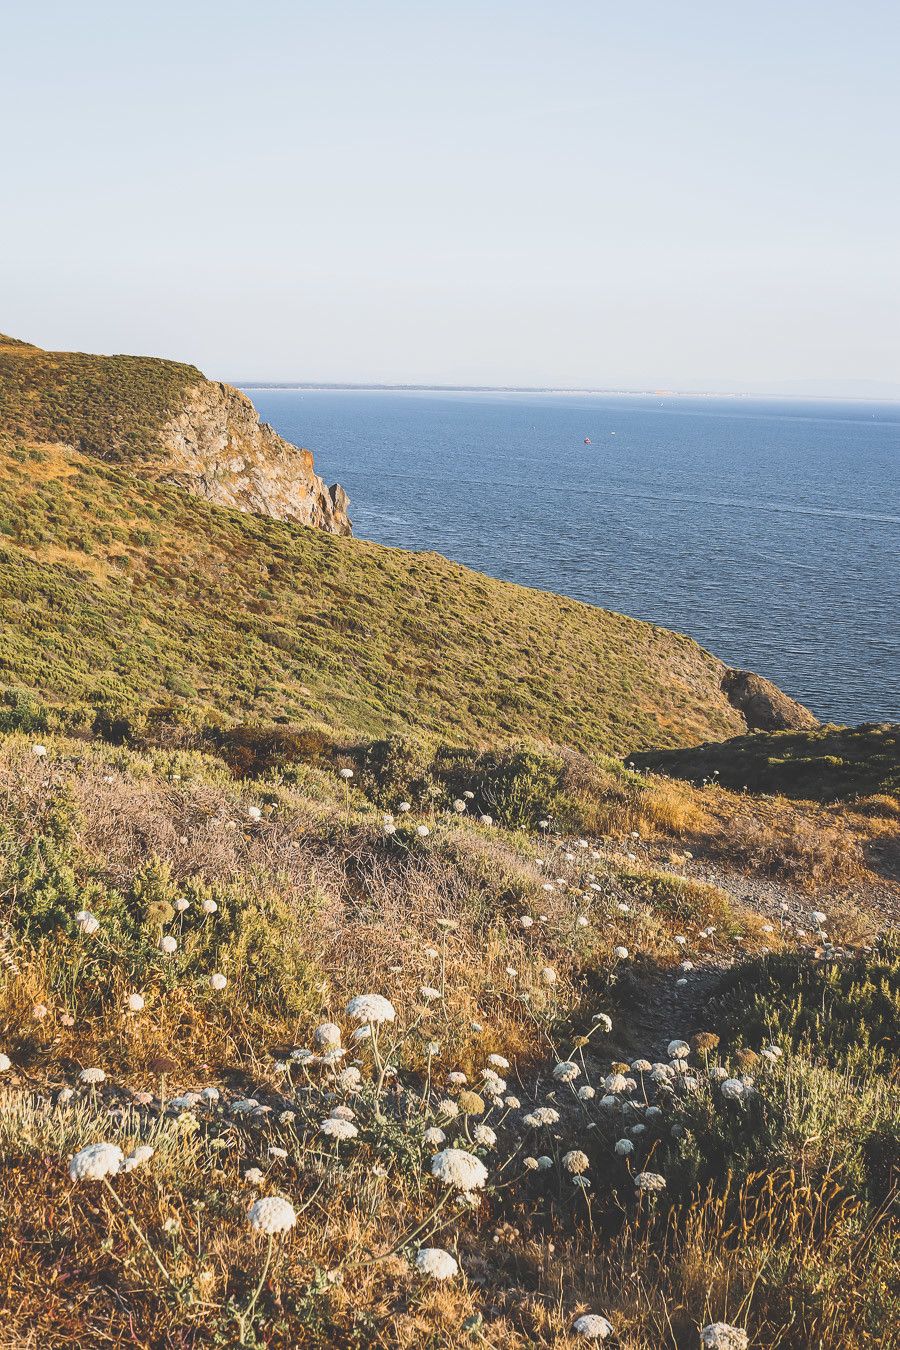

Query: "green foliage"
<box><xmin>708</xmin><ymin>938</ymin><xmax>900</xmax><ymax>1074</ymax></box>
<box><xmin>659</xmin><ymin>1055</ymin><xmax>897</xmax><ymax>1202</ymax></box>
<box><xmin>0</xmin><ymin>686</ymin><xmax>49</xmax><ymax>734</ymax></box>
<box><xmin>0</xmin><ymin>335</ymin><xmax>200</xmax><ymax>464</ymax></box>
<box><xmin>632</xmin><ymin>723</ymin><xmax>900</xmax><ymax>801</ymax></box>
<box><xmin>360</xmin><ymin>734</ymin><xmax>437</xmax><ymax>806</ymax></box>
<box><xmin>435</xmin><ymin>744</ymin><xmax>565</xmax><ymax>827</ymax></box>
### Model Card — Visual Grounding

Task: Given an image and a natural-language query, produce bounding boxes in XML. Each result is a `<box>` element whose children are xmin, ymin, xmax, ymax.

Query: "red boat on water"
<box><xmin>583</xmin><ymin>437</ymin><xmax>592</xmax><ymax>445</ymax></box>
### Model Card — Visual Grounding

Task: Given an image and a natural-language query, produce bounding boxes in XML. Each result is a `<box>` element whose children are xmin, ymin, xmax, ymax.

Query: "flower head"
<box><xmin>345</xmin><ymin>994</ymin><xmax>396</xmax><ymax>1025</ymax></box>
<box><xmin>79</xmin><ymin>1067</ymin><xmax>106</xmax><ymax>1085</ymax></box>
<box><xmin>414</xmin><ymin>1246</ymin><xmax>458</xmax><ymax>1280</ymax></box>
<box><xmin>573</xmin><ymin>1314</ymin><xmax>614</xmax><ymax>1341</ymax></box>
<box><xmin>553</xmin><ymin>1060</ymin><xmax>580</xmax><ymax>1083</ymax></box>
<box><xmin>75</xmin><ymin>910</ymin><xmax>100</xmax><ymax>936</ymax></box>
<box><xmin>210</xmin><ymin>972</ymin><xmax>227</xmax><ymax>991</ymax></box>
<box><xmin>634</xmin><ymin>1171</ymin><xmax>666</xmax><ymax>1193</ymax></box>
<box><xmin>563</xmin><ymin>1149</ymin><xmax>589</xmax><ymax>1174</ymax></box>
<box><xmin>700</xmin><ymin>1326</ymin><xmax>749</xmax><ymax>1350</ymax></box>
<box><xmin>430</xmin><ymin>1147</ymin><xmax>488</xmax><ymax>1192</ymax></box>
<box><xmin>321</xmin><ymin>1116</ymin><xmax>358</xmax><ymax>1141</ymax></box>
<box><xmin>247</xmin><ymin>1196</ymin><xmax>297</xmax><ymax>1235</ymax></box>
<box><xmin>69</xmin><ymin>1142</ymin><xmax>124</xmax><ymax>1182</ymax></box>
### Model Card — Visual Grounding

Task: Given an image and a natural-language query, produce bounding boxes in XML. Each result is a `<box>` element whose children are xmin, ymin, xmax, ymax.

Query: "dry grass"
<box><xmin>0</xmin><ymin>735</ymin><xmax>895</xmax><ymax>1347</ymax></box>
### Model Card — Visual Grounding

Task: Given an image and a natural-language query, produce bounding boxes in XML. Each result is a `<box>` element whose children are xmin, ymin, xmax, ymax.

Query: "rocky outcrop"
<box><xmin>721</xmin><ymin>668</ymin><xmax>819</xmax><ymax>732</ymax></box>
<box><xmin>157</xmin><ymin>381</ymin><xmax>351</xmax><ymax>535</ymax></box>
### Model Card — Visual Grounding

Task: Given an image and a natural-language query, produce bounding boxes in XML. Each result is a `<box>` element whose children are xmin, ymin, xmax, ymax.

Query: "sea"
<box><xmin>243</xmin><ymin>388</ymin><xmax>899</xmax><ymax>727</ymax></box>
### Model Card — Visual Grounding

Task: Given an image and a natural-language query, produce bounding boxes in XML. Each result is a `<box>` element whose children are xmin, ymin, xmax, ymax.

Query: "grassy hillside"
<box><xmin>0</xmin><ymin>732</ymin><xmax>895</xmax><ymax>1347</ymax></box>
<box><xmin>632</xmin><ymin>723</ymin><xmax>900</xmax><ymax>801</ymax></box>
<box><xmin>0</xmin><ymin>436</ymin><xmax>747</xmax><ymax>755</ymax></box>
<box><xmin>0</xmin><ymin>332</ymin><xmax>201</xmax><ymax>464</ymax></box>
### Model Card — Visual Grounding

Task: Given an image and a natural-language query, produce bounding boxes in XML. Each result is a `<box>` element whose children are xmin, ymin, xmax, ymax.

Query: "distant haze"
<box><xmin>2</xmin><ymin>1</ymin><xmax>898</xmax><ymax>396</ymax></box>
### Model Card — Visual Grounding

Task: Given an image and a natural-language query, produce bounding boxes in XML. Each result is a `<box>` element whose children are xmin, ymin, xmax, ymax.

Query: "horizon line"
<box><xmin>232</xmin><ymin>380</ymin><xmax>900</xmax><ymax>404</ymax></box>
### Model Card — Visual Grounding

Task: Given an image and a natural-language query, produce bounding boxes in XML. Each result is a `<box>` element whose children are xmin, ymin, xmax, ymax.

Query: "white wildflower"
<box><xmin>247</xmin><ymin>1196</ymin><xmax>297</xmax><ymax>1235</ymax></box>
<box><xmin>321</xmin><ymin>1117</ymin><xmax>358</xmax><ymax>1141</ymax></box>
<box><xmin>415</xmin><ymin>1246</ymin><xmax>458</xmax><ymax>1280</ymax></box>
<box><xmin>573</xmin><ymin>1314</ymin><xmax>614</xmax><ymax>1341</ymax></box>
<box><xmin>346</xmin><ymin>994</ymin><xmax>396</xmax><ymax>1025</ymax></box>
<box><xmin>430</xmin><ymin>1147</ymin><xmax>488</xmax><ymax>1192</ymax></box>
<box><xmin>69</xmin><ymin>1142</ymin><xmax>123</xmax><ymax>1182</ymax></box>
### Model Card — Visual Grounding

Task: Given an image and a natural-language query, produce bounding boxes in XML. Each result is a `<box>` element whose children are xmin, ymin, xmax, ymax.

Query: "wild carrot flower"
<box><xmin>69</xmin><ymin>1143</ymin><xmax>123</xmax><ymax>1181</ymax></box>
<box><xmin>634</xmin><ymin>1171</ymin><xmax>666</xmax><ymax>1193</ymax></box>
<box><xmin>247</xmin><ymin>1196</ymin><xmax>297</xmax><ymax>1235</ymax></box>
<box><xmin>540</xmin><ymin>967</ymin><xmax>557</xmax><ymax>985</ymax></box>
<box><xmin>553</xmin><ymin>1061</ymin><xmax>580</xmax><ymax>1083</ymax></box>
<box><xmin>159</xmin><ymin>935</ymin><xmax>177</xmax><ymax>955</ymax></box>
<box><xmin>338</xmin><ymin>768</ymin><xmax>354</xmax><ymax>780</ymax></box>
<box><xmin>201</xmin><ymin>899</ymin><xmax>218</xmax><ymax>914</ymax></box>
<box><xmin>346</xmin><ymin>994</ymin><xmax>396</xmax><ymax>1024</ymax></box>
<box><xmin>472</xmin><ymin>1124</ymin><xmax>497</xmax><ymax>1148</ymax></box>
<box><xmin>122</xmin><ymin>1145</ymin><xmax>154</xmax><ymax>1173</ymax></box>
<box><xmin>720</xmin><ymin>1078</ymin><xmax>745</xmax><ymax>1100</ymax></box>
<box><xmin>423</xmin><ymin>1127</ymin><xmax>446</xmax><ymax>1147</ymax></box>
<box><xmin>563</xmin><ymin>1150</ymin><xmax>589</xmax><ymax>1174</ymax></box>
<box><xmin>247</xmin><ymin>805</ymin><xmax>262</xmax><ymax>821</ymax></box>
<box><xmin>313</xmin><ymin>1023</ymin><xmax>342</xmax><ymax>1050</ymax></box>
<box><xmin>0</xmin><ymin>1054</ymin><xmax>11</xmax><ymax>1072</ymax></box>
<box><xmin>75</xmin><ymin>910</ymin><xmax>100</xmax><ymax>936</ymax></box>
<box><xmin>699</xmin><ymin>1326</ymin><xmax>749</xmax><ymax>1350</ymax></box>
<box><xmin>523</xmin><ymin>1107</ymin><xmax>559</xmax><ymax>1127</ymax></box>
<box><xmin>79</xmin><ymin>1067</ymin><xmax>106</xmax><ymax>1085</ymax></box>
<box><xmin>430</xmin><ymin>1148</ymin><xmax>488</xmax><ymax>1192</ymax></box>
<box><xmin>613</xmin><ymin>946</ymin><xmax>629</xmax><ymax>959</ymax></box>
<box><xmin>614</xmin><ymin>1139</ymin><xmax>633</xmax><ymax>1156</ymax></box>
<box><xmin>577</xmin><ymin>1085</ymin><xmax>595</xmax><ymax>1100</ymax></box>
<box><xmin>210</xmin><ymin>972</ymin><xmax>227</xmax><ymax>990</ymax></box>
<box><xmin>573</xmin><ymin>1314</ymin><xmax>614</xmax><ymax>1340</ymax></box>
<box><xmin>415</xmin><ymin>1247</ymin><xmax>458</xmax><ymax>1279</ymax></box>
<box><xmin>321</xmin><ymin>1117</ymin><xmax>358</xmax><ymax>1141</ymax></box>
<box><xmin>416</xmin><ymin>825</ymin><xmax>430</xmax><ymax>838</ymax></box>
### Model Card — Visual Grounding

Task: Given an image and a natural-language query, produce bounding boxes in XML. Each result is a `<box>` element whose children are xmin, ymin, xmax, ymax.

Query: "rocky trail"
<box><xmin>595</xmin><ymin>838</ymin><xmax>899</xmax><ymax>1062</ymax></box>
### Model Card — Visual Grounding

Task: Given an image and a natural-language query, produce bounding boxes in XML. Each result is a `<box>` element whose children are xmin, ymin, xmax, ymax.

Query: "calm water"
<box><xmin>246</xmin><ymin>388</ymin><xmax>900</xmax><ymax>726</ymax></box>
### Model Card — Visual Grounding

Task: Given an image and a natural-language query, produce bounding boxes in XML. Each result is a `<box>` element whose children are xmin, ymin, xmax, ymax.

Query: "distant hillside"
<box><xmin>0</xmin><ymin>331</ymin><xmax>819</xmax><ymax>755</ymax></box>
<box><xmin>0</xmin><ymin>333</ymin><xmax>350</xmax><ymax>533</ymax></box>
<box><xmin>632</xmin><ymin>724</ymin><xmax>900</xmax><ymax>801</ymax></box>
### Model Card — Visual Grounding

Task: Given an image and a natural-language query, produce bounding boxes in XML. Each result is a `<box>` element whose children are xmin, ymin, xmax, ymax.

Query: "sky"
<box><xmin>2</xmin><ymin>1</ymin><xmax>899</xmax><ymax>394</ymax></box>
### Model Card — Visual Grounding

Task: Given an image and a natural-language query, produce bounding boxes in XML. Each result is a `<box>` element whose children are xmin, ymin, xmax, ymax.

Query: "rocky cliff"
<box><xmin>0</xmin><ymin>333</ymin><xmax>351</xmax><ymax>536</ymax></box>
<box><xmin>721</xmin><ymin>669</ymin><xmax>819</xmax><ymax>732</ymax></box>
<box><xmin>157</xmin><ymin>380</ymin><xmax>351</xmax><ymax>534</ymax></box>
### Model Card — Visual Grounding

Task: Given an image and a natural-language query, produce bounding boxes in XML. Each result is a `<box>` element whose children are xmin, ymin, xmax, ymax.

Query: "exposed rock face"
<box><xmin>721</xmin><ymin>668</ymin><xmax>819</xmax><ymax>732</ymax></box>
<box><xmin>157</xmin><ymin>381</ymin><xmax>351</xmax><ymax>535</ymax></box>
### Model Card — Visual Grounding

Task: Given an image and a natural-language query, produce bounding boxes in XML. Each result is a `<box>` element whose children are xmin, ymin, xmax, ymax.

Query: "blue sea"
<box><xmin>245</xmin><ymin>388</ymin><xmax>900</xmax><ymax>726</ymax></box>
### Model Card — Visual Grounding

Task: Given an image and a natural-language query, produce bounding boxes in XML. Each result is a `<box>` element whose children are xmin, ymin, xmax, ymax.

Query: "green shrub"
<box><xmin>707</xmin><ymin>938</ymin><xmax>900</xmax><ymax>1075</ymax></box>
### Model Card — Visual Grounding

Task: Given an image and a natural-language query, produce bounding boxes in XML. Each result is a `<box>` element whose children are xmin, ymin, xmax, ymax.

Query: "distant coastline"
<box><xmin>236</xmin><ymin>382</ymin><xmax>900</xmax><ymax>404</ymax></box>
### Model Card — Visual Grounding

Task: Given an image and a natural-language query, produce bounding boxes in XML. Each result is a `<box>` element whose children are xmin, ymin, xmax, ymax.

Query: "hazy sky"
<box><xmin>2</xmin><ymin>1</ymin><xmax>898</xmax><ymax>392</ymax></box>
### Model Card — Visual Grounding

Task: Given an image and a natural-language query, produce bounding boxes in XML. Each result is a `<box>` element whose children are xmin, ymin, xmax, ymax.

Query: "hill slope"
<box><xmin>0</xmin><ymin>332</ymin><xmax>350</xmax><ymax>533</ymax></box>
<box><xmin>0</xmin><ymin>331</ymin><xmax>815</xmax><ymax>755</ymax></box>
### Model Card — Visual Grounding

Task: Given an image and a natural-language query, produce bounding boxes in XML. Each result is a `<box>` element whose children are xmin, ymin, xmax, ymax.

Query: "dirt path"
<box><xmin>593</xmin><ymin>838</ymin><xmax>898</xmax><ymax>1061</ymax></box>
